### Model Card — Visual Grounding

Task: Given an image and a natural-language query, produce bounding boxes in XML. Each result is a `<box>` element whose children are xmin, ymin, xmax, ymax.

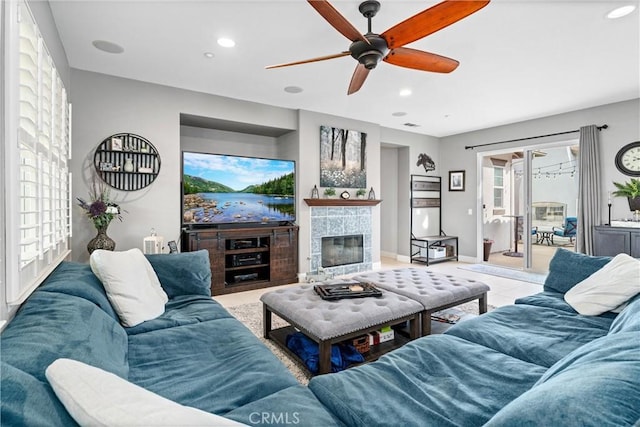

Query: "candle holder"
<box><xmin>607</xmin><ymin>202</ymin><xmax>612</xmax><ymax>225</ymax></box>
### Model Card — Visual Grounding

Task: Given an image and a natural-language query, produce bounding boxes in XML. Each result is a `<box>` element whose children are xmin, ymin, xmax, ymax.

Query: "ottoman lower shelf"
<box><xmin>268</xmin><ymin>325</ymin><xmax>412</xmax><ymax>375</ymax></box>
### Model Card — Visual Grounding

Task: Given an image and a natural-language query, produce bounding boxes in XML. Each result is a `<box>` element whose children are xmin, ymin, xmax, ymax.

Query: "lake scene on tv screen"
<box><xmin>183</xmin><ymin>152</ymin><xmax>295</xmax><ymax>225</ymax></box>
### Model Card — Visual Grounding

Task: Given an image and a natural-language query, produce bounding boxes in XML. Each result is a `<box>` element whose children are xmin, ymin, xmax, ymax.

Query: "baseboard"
<box><xmin>380</xmin><ymin>250</ymin><xmax>397</xmax><ymax>259</ymax></box>
<box><xmin>397</xmin><ymin>254</ymin><xmax>411</xmax><ymax>263</ymax></box>
<box><xmin>458</xmin><ymin>255</ymin><xmax>477</xmax><ymax>264</ymax></box>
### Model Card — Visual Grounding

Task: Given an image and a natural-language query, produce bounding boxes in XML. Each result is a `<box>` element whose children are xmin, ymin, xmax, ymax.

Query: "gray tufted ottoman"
<box><xmin>260</xmin><ymin>283</ymin><xmax>423</xmax><ymax>375</ymax></box>
<box><xmin>355</xmin><ymin>268</ymin><xmax>490</xmax><ymax>336</ymax></box>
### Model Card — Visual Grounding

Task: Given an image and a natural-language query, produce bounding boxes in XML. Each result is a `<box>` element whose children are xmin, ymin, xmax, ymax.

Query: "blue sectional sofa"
<box><xmin>0</xmin><ymin>251</ymin><xmax>341</xmax><ymax>426</ymax></box>
<box><xmin>2</xmin><ymin>249</ymin><xmax>639</xmax><ymax>426</ymax></box>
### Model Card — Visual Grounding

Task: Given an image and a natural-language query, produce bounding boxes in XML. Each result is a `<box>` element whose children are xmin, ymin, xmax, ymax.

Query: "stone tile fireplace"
<box><xmin>310</xmin><ymin>206</ymin><xmax>372</xmax><ymax>275</ymax></box>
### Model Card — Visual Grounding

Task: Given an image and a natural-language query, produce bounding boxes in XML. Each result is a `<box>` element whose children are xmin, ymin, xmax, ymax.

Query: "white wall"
<box><xmin>69</xmin><ymin>70</ymin><xmax>429</xmax><ymax>274</ymax></box>
<box><xmin>180</xmin><ymin>126</ymin><xmax>281</xmax><ymax>159</ymax></box>
<box><xmin>440</xmin><ymin>99</ymin><xmax>640</xmax><ymax>259</ymax></box>
<box><xmin>296</xmin><ymin>110</ymin><xmax>381</xmax><ymax>273</ymax></box>
<box><xmin>380</xmin><ymin>128</ymin><xmax>440</xmax><ymax>258</ymax></box>
<box><xmin>380</xmin><ymin>147</ymin><xmax>398</xmax><ymax>256</ymax></box>
<box><xmin>70</xmin><ymin>69</ymin><xmax>297</xmax><ymax>263</ymax></box>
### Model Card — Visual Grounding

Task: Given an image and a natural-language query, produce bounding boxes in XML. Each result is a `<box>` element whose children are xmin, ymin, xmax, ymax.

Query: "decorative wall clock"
<box><xmin>615</xmin><ymin>141</ymin><xmax>640</xmax><ymax>177</ymax></box>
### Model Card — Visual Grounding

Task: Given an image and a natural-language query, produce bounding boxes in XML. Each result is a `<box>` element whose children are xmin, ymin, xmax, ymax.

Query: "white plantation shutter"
<box><xmin>5</xmin><ymin>1</ymin><xmax>72</xmax><ymax>304</ymax></box>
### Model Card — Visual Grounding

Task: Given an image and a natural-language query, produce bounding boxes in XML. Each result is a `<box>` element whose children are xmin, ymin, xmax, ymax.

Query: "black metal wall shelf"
<box><xmin>93</xmin><ymin>133</ymin><xmax>161</xmax><ymax>191</ymax></box>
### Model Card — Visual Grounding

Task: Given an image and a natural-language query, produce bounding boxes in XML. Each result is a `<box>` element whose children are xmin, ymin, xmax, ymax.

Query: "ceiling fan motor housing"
<box><xmin>350</xmin><ymin>34</ymin><xmax>389</xmax><ymax>69</ymax></box>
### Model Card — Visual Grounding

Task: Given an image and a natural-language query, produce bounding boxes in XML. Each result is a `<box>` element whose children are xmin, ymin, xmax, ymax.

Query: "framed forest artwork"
<box><xmin>320</xmin><ymin>125</ymin><xmax>367</xmax><ymax>188</ymax></box>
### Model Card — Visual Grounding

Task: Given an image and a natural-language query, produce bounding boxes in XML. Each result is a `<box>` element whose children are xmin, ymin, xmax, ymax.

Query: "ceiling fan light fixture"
<box><xmin>607</xmin><ymin>5</ymin><xmax>636</xmax><ymax>19</ymax></box>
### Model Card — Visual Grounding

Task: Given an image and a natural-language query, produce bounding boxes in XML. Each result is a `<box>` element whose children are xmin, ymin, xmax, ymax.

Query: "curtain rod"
<box><xmin>464</xmin><ymin>124</ymin><xmax>608</xmax><ymax>150</ymax></box>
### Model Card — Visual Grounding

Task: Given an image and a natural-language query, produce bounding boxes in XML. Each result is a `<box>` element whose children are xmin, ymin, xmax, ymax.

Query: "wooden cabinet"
<box><xmin>182</xmin><ymin>225</ymin><xmax>298</xmax><ymax>295</ymax></box>
<box><xmin>593</xmin><ymin>225</ymin><xmax>640</xmax><ymax>258</ymax></box>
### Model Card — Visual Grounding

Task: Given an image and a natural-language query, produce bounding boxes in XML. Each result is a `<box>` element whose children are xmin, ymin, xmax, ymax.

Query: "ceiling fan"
<box><xmin>266</xmin><ymin>0</ymin><xmax>490</xmax><ymax>95</ymax></box>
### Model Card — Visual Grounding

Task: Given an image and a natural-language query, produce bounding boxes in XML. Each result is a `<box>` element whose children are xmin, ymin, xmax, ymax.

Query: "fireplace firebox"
<box><xmin>321</xmin><ymin>234</ymin><xmax>364</xmax><ymax>268</ymax></box>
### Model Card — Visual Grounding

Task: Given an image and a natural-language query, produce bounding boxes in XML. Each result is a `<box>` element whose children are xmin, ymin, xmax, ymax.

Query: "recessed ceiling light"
<box><xmin>203</xmin><ymin>52</ymin><xmax>215</xmax><ymax>59</ymax></box>
<box><xmin>284</xmin><ymin>86</ymin><xmax>303</xmax><ymax>94</ymax></box>
<box><xmin>399</xmin><ymin>88</ymin><xmax>412</xmax><ymax>97</ymax></box>
<box><xmin>217</xmin><ymin>38</ymin><xmax>236</xmax><ymax>48</ymax></box>
<box><xmin>92</xmin><ymin>40</ymin><xmax>124</xmax><ymax>54</ymax></box>
<box><xmin>607</xmin><ymin>5</ymin><xmax>636</xmax><ymax>19</ymax></box>
<box><xmin>392</xmin><ymin>112</ymin><xmax>407</xmax><ymax>117</ymax></box>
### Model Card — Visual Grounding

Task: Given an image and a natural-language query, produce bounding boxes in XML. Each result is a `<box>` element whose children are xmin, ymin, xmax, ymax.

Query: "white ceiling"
<box><xmin>49</xmin><ymin>0</ymin><xmax>640</xmax><ymax>137</ymax></box>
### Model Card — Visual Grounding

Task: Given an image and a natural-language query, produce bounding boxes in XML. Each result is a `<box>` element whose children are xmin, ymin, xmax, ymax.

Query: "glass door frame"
<box><xmin>476</xmin><ymin>139</ymin><xmax>578</xmax><ymax>271</ymax></box>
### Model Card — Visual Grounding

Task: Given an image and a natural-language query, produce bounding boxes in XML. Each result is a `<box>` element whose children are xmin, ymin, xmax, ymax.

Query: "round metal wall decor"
<box><xmin>93</xmin><ymin>133</ymin><xmax>161</xmax><ymax>191</ymax></box>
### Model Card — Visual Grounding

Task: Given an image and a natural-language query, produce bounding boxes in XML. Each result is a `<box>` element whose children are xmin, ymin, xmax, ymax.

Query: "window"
<box><xmin>4</xmin><ymin>1</ymin><xmax>71</xmax><ymax>306</ymax></box>
<box><xmin>493</xmin><ymin>166</ymin><xmax>504</xmax><ymax>208</ymax></box>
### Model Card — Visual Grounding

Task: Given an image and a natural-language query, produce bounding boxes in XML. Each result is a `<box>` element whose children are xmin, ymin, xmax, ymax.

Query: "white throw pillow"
<box><xmin>90</xmin><ymin>248</ymin><xmax>168</xmax><ymax>327</ymax></box>
<box><xmin>46</xmin><ymin>358</ymin><xmax>247</xmax><ymax>427</ymax></box>
<box><xmin>564</xmin><ymin>253</ymin><xmax>640</xmax><ymax>316</ymax></box>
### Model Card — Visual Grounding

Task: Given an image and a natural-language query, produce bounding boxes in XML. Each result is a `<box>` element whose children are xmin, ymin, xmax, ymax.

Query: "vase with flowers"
<box><xmin>77</xmin><ymin>180</ymin><xmax>124</xmax><ymax>254</ymax></box>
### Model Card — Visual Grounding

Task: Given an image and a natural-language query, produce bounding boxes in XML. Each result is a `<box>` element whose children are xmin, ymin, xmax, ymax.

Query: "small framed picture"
<box><xmin>449</xmin><ymin>170</ymin><xmax>465</xmax><ymax>192</ymax></box>
<box><xmin>111</xmin><ymin>137</ymin><xmax>123</xmax><ymax>151</ymax></box>
<box><xmin>99</xmin><ymin>161</ymin><xmax>114</xmax><ymax>171</ymax></box>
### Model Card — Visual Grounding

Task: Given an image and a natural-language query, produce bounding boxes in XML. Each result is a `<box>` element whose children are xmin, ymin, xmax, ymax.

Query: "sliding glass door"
<box><xmin>480</xmin><ymin>142</ymin><xmax>578</xmax><ymax>273</ymax></box>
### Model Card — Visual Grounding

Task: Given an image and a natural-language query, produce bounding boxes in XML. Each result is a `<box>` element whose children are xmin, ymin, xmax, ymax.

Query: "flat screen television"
<box><xmin>182</xmin><ymin>151</ymin><xmax>295</xmax><ymax>227</ymax></box>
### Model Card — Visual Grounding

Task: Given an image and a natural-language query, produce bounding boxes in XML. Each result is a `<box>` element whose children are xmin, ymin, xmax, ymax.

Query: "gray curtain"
<box><xmin>577</xmin><ymin>125</ymin><xmax>601</xmax><ymax>254</ymax></box>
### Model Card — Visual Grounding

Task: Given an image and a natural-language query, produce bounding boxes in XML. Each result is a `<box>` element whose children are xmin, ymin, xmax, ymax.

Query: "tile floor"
<box><xmin>215</xmin><ymin>257</ymin><xmax>543</xmax><ymax>309</ymax></box>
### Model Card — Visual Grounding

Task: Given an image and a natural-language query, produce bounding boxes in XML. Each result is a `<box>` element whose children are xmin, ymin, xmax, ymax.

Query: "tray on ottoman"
<box><xmin>313</xmin><ymin>281</ymin><xmax>382</xmax><ymax>300</ymax></box>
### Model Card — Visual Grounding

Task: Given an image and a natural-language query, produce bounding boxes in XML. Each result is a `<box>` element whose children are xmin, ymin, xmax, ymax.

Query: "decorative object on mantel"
<box><xmin>417</xmin><ymin>153</ymin><xmax>436</xmax><ymax>173</ymax></box>
<box><xmin>93</xmin><ymin>133</ymin><xmax>161</xmax><ymax>191</ymax></box>
<box><xmin>612</xmin><ymin>178</ymin><xmax>640</xmax><ymax>212</ymax></box>
<box><xmin>323</xmin><ymin>187</ymin><xmax>336</xmax><ymax>198</ymax></box>
<box><xmin>319</xmin><ymin>125</ymin><xmax>367</xmax><ymax>188</ymax></box>
<box><xmin>368</xmin><ymin>187</ymin><xmax>376</xmax><ymax>200</ymax></box>
<box><xmin>340</xmin><ymin>190</ymin><xmax>351</xmax><ymax>199</ymax></box>
<box><xmin>77</xmin><ymin>179</ymin><xmax>124</xmax><ymax>254</ymax></box>
<box><xmin>356</xmin><ymin>188</ymin><xmax>366</xmax><ymax>199</ymax></box>
<box><xmin>311</xmin><ymin>185</ymin><xmax>319</xmax><ymax>199</ymax></box>
<box><xmin>614</xmin><ymin>141</ymin><xmax>640</xmax><ymax>177</ymax></box>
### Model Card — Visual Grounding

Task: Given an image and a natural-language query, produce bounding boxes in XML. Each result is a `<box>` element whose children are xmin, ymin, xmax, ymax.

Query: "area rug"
<box><xmin>458</xmin><ymin>264</ymin><xmax>546</xmax><ymax>285</ymax></box>
<box><xmin>226</xmin><ymin>300</ymin><xmax>493</xmax><ymax>385</ymax></box>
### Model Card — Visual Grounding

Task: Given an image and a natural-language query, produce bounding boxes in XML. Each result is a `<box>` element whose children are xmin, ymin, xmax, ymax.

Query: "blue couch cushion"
<box><xmin>0</xmin><ymin>292</ymin><xmax>129</xmax><ymax>382</ymax></box>
<box><xmin>445</xmin><ymin>304</ymin><xmax>613</xmax><ymax>367</ymax></box>
<box><xmin>309</xmin><ymin>335</ymin><xmax>547</xmax><ymax>427</ymax></box>
<box><xmin>515</xmin><ymin>291</ymin><xmax>618</xmax><ymax>319</ymax></box>
<box><xmin>127</xmin><ymin>318</ymin><xmax>298</xmax><ymax>415</ymax></box>
<box><xmin>146</xmin><ymin>250</ymin><xmax>212</xmax><ymax>298</ymax></box>
<box><xmin>225</xmin><ymin>385</ymin><xmax>346</xmax><ymax>427</ymax></box>
<box><xmin>35</xmin><ymin>261</ymin><xmax>118</xmax><ymax>320</ymax></box>
<box><xmin>1</xmin><ymin>362</ymin><xmax>77</xmax><ymax>427</ymax></box>
<box><xmin>125</xmin><ymin>295</ymin><xmax>233</xmax><ymax>335</ymax></box>
<box><xmin>485</xmin><ymin>331</ymin><xmax>640</xmax><ymax>427</ymax></box>
<box><xmin>543</xmin><ymin>248</ymin><xmax>611</xmax><ymax>294</ymax></box>
<box><xmin>609</xmin><ymin>294</ymin><xmax>640</xmax><ymax>334</ymax></box>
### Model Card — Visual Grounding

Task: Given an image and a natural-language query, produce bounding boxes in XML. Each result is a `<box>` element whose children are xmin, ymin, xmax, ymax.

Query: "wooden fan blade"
<box><xmin>266</xmin><ymin>51</ymin><xmax>351</xmax><ymax>69</ymax></box>
<box><xmin>384</xmin><ymin>47</ymin><xmax>459</xmax><ymax>73</ymax></box>
<box><xmin>347</xmin><ymin>64</ymin><xmax>370</xmax><ymax>95</ymax></box>
<box><xmin>308</xmin><ymin>0</ymin><xmax>369</xmax><ymax>44</ymax></box>
<box><xmin>382</xmin><ymin>0</ymin><xmax>490</xmax><ymax>49</ymax></box>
